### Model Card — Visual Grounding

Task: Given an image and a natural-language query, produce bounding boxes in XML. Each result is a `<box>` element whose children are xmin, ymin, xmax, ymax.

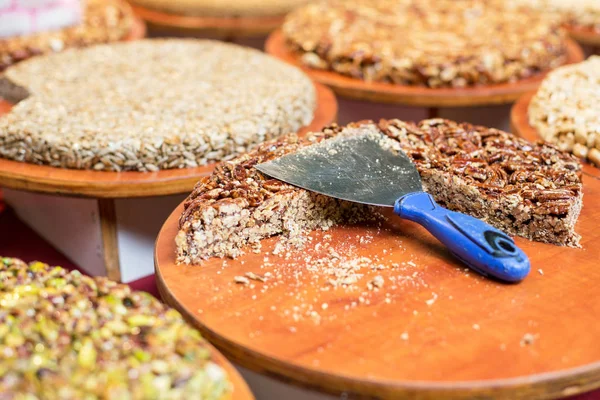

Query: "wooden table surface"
<box><xmin>0</xmin><ymin>83</ymin><xmax>336</xmax><ymax>198</ymax></box>
<box><xmin>155</xmin><ymin>170</ymin><xmax>600</xmax><ymax>399</ymax></box>
<box><xmin>266</xmin><ymin>30</ymin><xmax>585</xmax><ymax>108</ymax></box>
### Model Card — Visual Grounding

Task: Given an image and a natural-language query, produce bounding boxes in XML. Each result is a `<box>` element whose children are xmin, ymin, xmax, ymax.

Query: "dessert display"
<box><xmin>0</xmin><ymin>257</ymin><xmax>231</xmax><ymax>399</ymax></box>
<box><xmin>0</xmin><ymin>0</ymin><xmax>134</xmax><ymax>71</ymax></box>
<box><xmin>528</xmin><ymin>57</ymin><xmax>600</xmax><ymax>167</ymax></box>
<box><xmin>509</xmin><ymin>0</ymin><xmax>600</xmax><ymax>33</ymax></box>
<box><xmin>282</xmin><ymin>0</ymin><xmax>568</xmax><ymax>88</ymax></box>
<box><xmin>0</xmin><ymin>39</ymin><xmax>316</xmax><ymax>172</ymax></box>
<box><xmin>177</xmin><ymin>118</ymin><xmax>583</xmax><ymax>265</ymax></box>
<box><xmin>128</xmin><ymin>0</ymin><xmax>309</xmax><ymax>18</ymax></box>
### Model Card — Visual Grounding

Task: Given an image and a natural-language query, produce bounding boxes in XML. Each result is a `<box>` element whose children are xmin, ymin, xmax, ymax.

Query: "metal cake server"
<box><xmin>255</xmin><ymin>133</ymin><xmax>530</xmax><ymax>282</ymax></box>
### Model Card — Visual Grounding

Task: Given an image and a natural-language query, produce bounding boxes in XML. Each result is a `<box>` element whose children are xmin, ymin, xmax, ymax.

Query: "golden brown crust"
<box><xmin>283</xmin><ymin>0</ymin><xmax>568</xmax><ymax>88</ymax></box>
<box><xmin>0</xmin><ymin>0</ymin><xmax>134</xmax><ymax>72</ymax></box>
<box><xmin>129</xmin><ymin>0</ymin><xmax>309</xmax><ymax>17</ymax></box>
<box><xmin>177</xmin><ymin>118</ymin><xmax>583</xmax><ymax>265</ymax></box>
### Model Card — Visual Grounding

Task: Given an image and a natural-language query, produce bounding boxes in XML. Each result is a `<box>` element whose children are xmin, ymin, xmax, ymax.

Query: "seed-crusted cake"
<box><xmin>130</xmin><ymin>0</ymin><xmax>310</xmax><ymax>17</ymax></box>
<box><xmin>0</xmin><ymin>0</ymin><xmax>133</xmax><ymax>72</ymax></box>
<box><xmin>0</xmin><ymin>257</ymin><xmax>231</xmax><ymax>399</ymax></box>
<box><xmin>0</xmin><ymin>39</ymin><xmax>316</xmax><ymax>172</ymax></box>
<box><xmin>177</xmin><ymin>119</ymin><xmax>583</xmax><ymax>265</ymax></box>
<box><xmin>282</xmin><ymin>0</ymin><xmax>567</xmax><ymax>88</ymax></box>
<box><xmin>529</xmin><ymin>56</ymin><xmax>600</xmax><ymax>167</ymax></box>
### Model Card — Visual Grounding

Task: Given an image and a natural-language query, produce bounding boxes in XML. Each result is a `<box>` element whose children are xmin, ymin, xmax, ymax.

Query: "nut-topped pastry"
<box><xmin>0</xmin><ymin>39</ymin><xmax>316</xmax><ymax>172</ymax></box>
<box><xmin>508</xmin><ymin>0</ymin><xmax>600</xmax><ymax>33</ymax></box>
<box><xmin>529</xmin><ymin>56</ymin><xmax>600</xmax><ymax>167</ymax></box>
<box><xmin>129</xmin><ymin>0</ymin><xmax>310</xmax><ymax>17</ymax></box>
<box><xmin>282</xmin><ymin>0</ymin><xmax>567</xmax><ymax>88</ymax></box>
<box><xmin>0</xmin><ymin>0</ymin><xmax>134</xmax><ymax>72</ymax></box>
<box><xmin>177</xmin><ymin>118</ymin><xmax>583</xmax><ymax>265</ymax></box>
<box><xmin>0</xmin><ymin>257</ymin><xmax>231</xmax><ymax>399</ymax></box>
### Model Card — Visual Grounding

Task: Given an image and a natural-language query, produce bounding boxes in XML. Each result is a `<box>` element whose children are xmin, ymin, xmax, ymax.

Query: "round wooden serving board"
<box><xmin>211</xmin><ymin>348</ymin><xmax>255</xmax><ymax>400</ymax></box>
<box><xmin>131</xmin><ymin>5</ymin><xmax>283</xmax><ymax>37</ymax></box>
<box><xmin>266</xmin><ymin>30</ymin><xmax>585</xmax><ymax>108</ymax></box>
<box><xmin>565</xmin><ymin>25</ymin><xmax>600</xmax><ymax>47</ymax></box>
<box><xmin>156</xmin><ymin>178</ymin><xmax>600</xmax><ymax>399</ymax></box>
<box><xmin>0</xmin><ymin>83</ymin><xmax>336</xmax><ymax>198</ymax></box>
<box><xmin>510</xmin><ymin>92</ymin><xmax>600</xmax><ymax>180</ymax></box>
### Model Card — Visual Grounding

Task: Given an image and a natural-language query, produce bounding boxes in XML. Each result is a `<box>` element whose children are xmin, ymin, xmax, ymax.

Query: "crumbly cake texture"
<box><xmin>508</xmin><ymin>0</ymin><xmax>600</xmax><ymax>32</ymax></box>
<box><xmin>177</xmin><ymin>119</ymin><xmax>583</xmax><ymax>265</ymax></box>
<box><xmin>0</xmin><ymin>0</ymin><xmax>133</xmax><ymax>72</ymax></box>
<box><xmin>282</xmin><ymin>0</ymin><xmax>568</xmax><ymax>88</ymax></box>
<box><xmin>129</xmin><ymin>0</ymin><xmax>309</xmax><ymax>17</ymax></box>
<box><xmin>0</xmin><ymin>257</ymin><xmax>230</xmax><ymax>399</ymax></box>
<box><xmin>529</xmin><ymin>56</ymin><xmax>600</xmax><ymax>167</ymax></box>
<box><xmin>0</xmin><ymin>39</ymin><xmax>316</xmax><ymax>172</ymax></box>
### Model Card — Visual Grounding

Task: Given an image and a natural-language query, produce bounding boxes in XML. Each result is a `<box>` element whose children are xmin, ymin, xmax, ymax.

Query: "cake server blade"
<box><xmin>256</xmin><ymin>133</ymin><xmax>530</xmax><ymax>282</ymax></box>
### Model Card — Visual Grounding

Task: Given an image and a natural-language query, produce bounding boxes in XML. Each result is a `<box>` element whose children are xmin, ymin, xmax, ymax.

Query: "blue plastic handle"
<box><xmin>394</xmin><ymin>192</ymin><xmax>530</xmax><ymax>282</ymax></box>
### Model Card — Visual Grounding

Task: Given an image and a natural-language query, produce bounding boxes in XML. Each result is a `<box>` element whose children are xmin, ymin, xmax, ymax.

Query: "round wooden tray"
<box><xmin>131</xmin><ymin>5</ymin><xmax>283</xmax><ymax>37</ymax></box>
<box><xmin>0</xmin><ymin>83</ymin><xmax>336</xmax><ymax>198</ymax></box>
<box><xmin>266</xmin><ymin>30</ymin><xmax>585</xmax><ymax>107</ymax></box>
<box><xmin>156</xmin><ymin>180</ymin><xmax>600</xmax><ymax>399</ymax></box>
<box><xmin>565</xmin><ymin>25</ymin><xmax>600</xmax><ymax>47</ymax></box>
<box><xmin>510</xmin><ymin>92</ymin><xmax>600</xmax><ymax>180</ymax></box>
<box><xmin>211</xmin><ymin>348</ymin><xmax>255</xmax><ymax>400</ymax></box>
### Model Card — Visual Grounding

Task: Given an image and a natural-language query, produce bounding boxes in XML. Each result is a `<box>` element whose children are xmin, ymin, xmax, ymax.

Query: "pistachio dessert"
<box><xmin>0</xmin><ymin>39</ymin><xmax>316</xmax><ymax>172</ymax></box>
<box><xmin>177</xmin><ymin>118</ymin><xmax>583</xmax><ymax>265</ymax></box>
<box><xmin>129</xmin><ymin>0</ymin><xmax>310</xmax><ymax>17</ymax></box>
<box><xmin>0</xmin><ymin>0</ymin><xmax>134</xmax><ymax>72</ymax></box>
<box><xmin>0</xmin><ymin>257</ymin><xmax>231</xmax><ymax>399</ymax></box>
<box><xmin>282</xmin><ymin>0</ymin><xmax>567</xmax><ymax>88</ymax></box>
<box><xmin>529</xmin><ymin>56</ymin><xmax>600</xmax><ymax>167</ymax></box>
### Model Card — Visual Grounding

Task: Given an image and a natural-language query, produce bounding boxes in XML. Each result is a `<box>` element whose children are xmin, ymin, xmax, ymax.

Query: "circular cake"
<box><xmin>0</xmin><ymin>0</ymin><xmax>134</xmax><ymax>72</ymax></box>
<box><xmin>0</xmin><ymin>39</ymin><xmax>316</xmax><ymax>172</ymax></box>
<box><xmin>282</xmin><ymin>0</ymin><xmax>568</xmax><ymax>88</ymax></box>
<box><xmin>528</xmin><ymin>56</ymin><xmax>600</xmax><ymax>167</ymax></box>
<box><xmin>0</xmin><ymin>257</ymin><xmax>231</xmax><ymax>399</ymax></box>
<box><xmin>129</xmin><ymin>0</ymin><xmax>309</xmax><ymax>17</ymax></box>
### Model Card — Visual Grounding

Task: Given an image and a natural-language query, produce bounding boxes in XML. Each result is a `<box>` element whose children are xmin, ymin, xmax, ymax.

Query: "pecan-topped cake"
<box><xmin>0</xmin><ymin>39</ymin><xmax>316</xmax><ymax>172</ymax></box>
<box><xmin>130</xmin><ymin>0</ymin><xmax>310</xmax><ymax>17</ymax></box>
<box><xmin>177</xmin><ymin>119</ymin><xmax>583</xmax><ymax>264</ymax></box>
<box><xmin>282</xmin><ymin>0</ymin><xmax>567</xmax><ymax>88</ymax></box>
<box><xmin>0</xmin><ymin>0</ymin><xmax>134</xmax><ymax>72</ymax></box>
<box><xmin>0</xmin><ymin>257</ymin><xmax>231</xmax><ymax>399</ymax></box>
<box><xmin>529</xmin><ymin>56</ymin><xmax>600</xmax><ymax>167</ymax></box>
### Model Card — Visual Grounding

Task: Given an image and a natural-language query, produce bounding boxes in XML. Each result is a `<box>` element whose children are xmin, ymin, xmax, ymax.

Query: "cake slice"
<box><xmin>177</xmin><ymin>119</ymin><xmax>583</xmax><ymax>265</ymax></box>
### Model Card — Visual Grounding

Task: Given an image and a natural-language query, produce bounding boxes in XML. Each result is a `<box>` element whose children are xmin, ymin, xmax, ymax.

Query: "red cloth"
<box><xmin>0</xmin><ymin>196</ymin><xmax>598</xmax><ymax>399</ymax></box>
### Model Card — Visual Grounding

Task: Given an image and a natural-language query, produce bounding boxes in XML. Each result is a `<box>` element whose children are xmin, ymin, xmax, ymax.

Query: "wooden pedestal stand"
<box><xmin>155</xmin><ymin>174</ymin><xmax>600</xmax><ymax>399</ymax></box>
<box><xmin>0</xmin><ymin>83</ymin><xmax>337</xmax><ymax>283</ymax></box>
<box><xmin>267</xmin><ymin>30</ymin><xmax>585</xmax><ymax>131</ymax></box>
<box><xmin>510</xmin><ymin>92</ymin><xmax>600</xmax><ymax>180</ymax></box>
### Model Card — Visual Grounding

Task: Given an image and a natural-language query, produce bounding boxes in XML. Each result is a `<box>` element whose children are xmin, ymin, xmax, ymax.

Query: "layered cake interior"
<box><xmin>177</xmin><ymin>119</ymin><xmax>583</xmax><ymax>265</ymax></box>
<box><xmin>0</xmin><ymin>257</ymin><xmax>231</xmax><ymax>399</ymax></box>
<box><xmin>0</xmin><ymin>39</ymin><xmax>316</xmax><ymax>171</ymax></box>
<box><xmin>282</xmin><ymin>0</ymin><xmax>567</xmax><ymax>88</ymax></box>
